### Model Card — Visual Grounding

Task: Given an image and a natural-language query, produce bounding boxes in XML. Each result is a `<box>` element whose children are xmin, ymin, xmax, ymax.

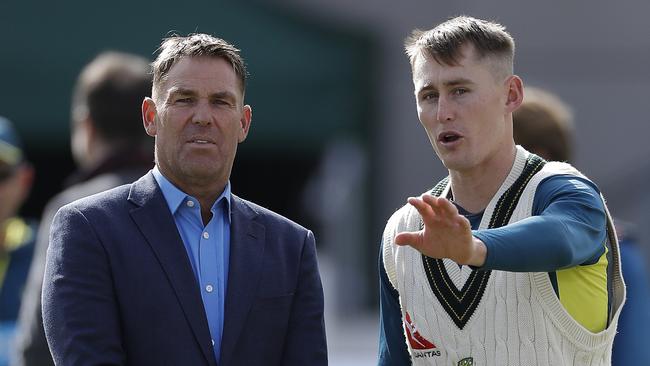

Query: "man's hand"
<box><xmin>394</xmin><ymin>194</ymin><xmax>487</xmax><ymax>267</ymax></box>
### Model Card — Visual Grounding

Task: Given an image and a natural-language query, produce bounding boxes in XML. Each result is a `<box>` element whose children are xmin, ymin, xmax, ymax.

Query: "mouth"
<box><xmin>437</xmin><ymin>131</ymin><xmax>463</xmax><ymax>144</ymax></box>
<box><xmin>187</xmin><ymin>137</ymin><xmax>216</xmax><ymax>145</ymax></box>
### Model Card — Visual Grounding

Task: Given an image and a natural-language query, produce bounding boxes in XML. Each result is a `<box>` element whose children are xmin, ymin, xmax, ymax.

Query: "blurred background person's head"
<box><xmin>513</xmin><ymin>86</ymin><xmax>574</xmax><ymax>162</ymax></box>
<box><xmin>69</xmin><ymin>51</ymin><xmax>152</xmax><ymax>174</ymax></box>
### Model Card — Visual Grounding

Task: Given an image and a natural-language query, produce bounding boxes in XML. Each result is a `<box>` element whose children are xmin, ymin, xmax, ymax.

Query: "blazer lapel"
<box><xmin>128</xmin><ymin>173</ymin><xmax>217</xmax><ymax>366</ymax></box>
<box><xmin>220</xmin><ymin>195</ymin><xmax>266</xmax><ymax>366</ymax></box>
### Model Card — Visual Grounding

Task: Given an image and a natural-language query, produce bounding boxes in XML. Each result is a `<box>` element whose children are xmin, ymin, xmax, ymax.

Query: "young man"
<box><xmin>378</xmin><ymin>17</ymin><xmax>624</xmax><ymax>366</ymax></box>
<box><xmin>42</xmin><ymin>34</ymin><xmax>327</xmax><ymax>366</ymax></box>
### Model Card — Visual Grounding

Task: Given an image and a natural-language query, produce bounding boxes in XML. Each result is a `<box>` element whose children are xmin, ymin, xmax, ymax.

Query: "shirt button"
<box><xmin>203</xmin><ymin>232</ymin><xmax>209</xmax><ymax>239</ymax></box>
<box><xmin>186</xmin><ymin>200</ymin><xmax>195</xmax><ymax>207</ymax></box>
<box><xmin>206</xmin><ymin>284</ymin><xmax>213</xmax><ymax>293</ymax></box>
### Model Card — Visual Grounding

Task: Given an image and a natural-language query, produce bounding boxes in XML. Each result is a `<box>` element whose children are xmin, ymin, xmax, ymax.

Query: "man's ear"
<box><xmin>142</xmin><ymin>97</ymin><xmax>158</xmax><ymax>137</ymax></box>
<box><xmin>505</xmin><ymin>75</ymin><xmax>524</xmax><ymax>113</ymax></box>
<box><xmin>238</xmin><ymin>105</ymin><xmax>252</xmax><ymax>143</ymax></box>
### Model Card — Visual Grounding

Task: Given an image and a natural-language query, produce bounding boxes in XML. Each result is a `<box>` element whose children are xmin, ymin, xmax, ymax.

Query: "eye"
<box><xmin>452</xmin><ymin>88</ymin><xmax>468</xmax><ymax>96</ymax></box>
<box><xmin>212</xmin><ymin>98</ymin><xmax>236</xmax><ymax>108</ymax></box>
<box><xmin>175</xmin><ymin>97</ymin><xmax>193</xmax><ymax>104</ymax></box>
<box><xmin>421</xmin><ymin>92</ymin><xmax>439</xmax><ymax>102</ymax></box>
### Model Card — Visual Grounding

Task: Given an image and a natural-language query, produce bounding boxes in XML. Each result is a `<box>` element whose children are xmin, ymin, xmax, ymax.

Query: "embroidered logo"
<box><xmin>404</xmin><ymin>312</ymin><xmax>436</xmax><ymax>350</ymax></box>
<box><xmin>458</xmin><ymin>357</ymin><xmax>473</xmax><ymax>366</ymax></box>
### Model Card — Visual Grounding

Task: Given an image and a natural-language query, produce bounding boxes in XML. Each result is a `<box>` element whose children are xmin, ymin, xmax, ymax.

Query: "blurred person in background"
<box><xmin>13</xmin><ymin>51</ymin><xmax>153</xmax><ymax>366</ymax></box>
<box><xmin>513</xmin><ymin>86</ymin><xmax>650</xmax><ymax>365</ymax></box>
<box><xmin>378</xmin><ymin>16</ymin><xmax>624</xmax><ymax>365</ymax></box>
<box><xmin>41</xmin><ymin>34</ymin><xmax>327</xmax><ymax>366</ymax></box>
<box><xmin>0</xmin><ymin>117</ymin><xmax>35</xmax><ymax>366</ymax></box>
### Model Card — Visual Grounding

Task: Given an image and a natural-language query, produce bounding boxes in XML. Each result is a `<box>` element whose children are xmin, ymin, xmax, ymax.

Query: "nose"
<box><xmin>192</xmin><ymin>100</ymin><xmax>212</xmax><ymax>126</ymax></box>
<box><xmin>436</xmin><ymin>96</ymin><xmax>454</xmax><ymax>123</ymax></box>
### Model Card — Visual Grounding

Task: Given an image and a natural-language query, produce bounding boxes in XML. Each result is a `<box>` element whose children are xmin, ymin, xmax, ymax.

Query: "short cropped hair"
<box><xmin>513</xmin><ymin>87</ymin><xmax>574</xmax><ymax>162</ymax></box>
<box><xmin>405</xmin><ymin>16</ymin><xmax>515</xmax><ymax>75</ymax></box>
<box><xmin>151</xmin><ymin>33</ymin><xmax>247</xmax><ymax>99</ymax></box>
<box><xmin>71</xmin><ymin>51</ymin><xmax>152</xmax><ymax>143</ymax></box>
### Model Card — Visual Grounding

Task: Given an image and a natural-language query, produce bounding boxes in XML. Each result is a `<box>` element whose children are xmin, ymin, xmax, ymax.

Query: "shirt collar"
<box><xmin>152</xmin><ymin>166</ymin><xmax>232</xmax><ymax>220</ymax></box>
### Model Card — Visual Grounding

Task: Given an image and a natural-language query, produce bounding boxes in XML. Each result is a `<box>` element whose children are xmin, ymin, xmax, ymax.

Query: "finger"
<box><xmin>421</xmin><ymin>194</ymin><xmax>438</xmax><ymax>207</ymax></box>
<box><xmin>415</xmin><ymin>194</ymin><xmax>439</xmax><ymax>212</ymax></box>
<box><xmin>455</xmin><ymin>215</ymin><xmax>471</xmax><ymax>230</ymax></box>
<box><xmin>426</xmin><ymin>195</ymin><xmax>451</xmax><ymax>212</ymax></box>
<box><xmin>423</xmin><ymin>196</ymin><xmax>454</xmax><ymax>221</ymax></box>
<box><xmin>437</xmin><ymin>197</ymin><xmax>459</xmax><ymax>217</ymax></box>
<box><xmin>394</xmin><ymin>231</ymin><xmax>422</xmax><ymax>249</ymax></box>
<box><xmin>422</xmin><ymin>195</ymin><xmax>448</xmax><ymax>220</ymax></box>
<box><xmin>407</xmin><ymin>197</ymin><xmax>436</xmax><ymax>222</ymax></box>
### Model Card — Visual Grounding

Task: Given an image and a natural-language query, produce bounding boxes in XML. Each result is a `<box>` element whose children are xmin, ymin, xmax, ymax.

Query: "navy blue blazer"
<box><xmin>42</xmin><ymin>172</ymin><xmax>327</xmax><ymax>366</ymax></box>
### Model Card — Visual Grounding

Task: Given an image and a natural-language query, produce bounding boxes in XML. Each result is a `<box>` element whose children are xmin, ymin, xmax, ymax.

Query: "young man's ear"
<box><xmin>238</xmin><ymin>105</ymin><xmax>252</xmax><ymax>143</ymax></box>
<box><xmin>142</xmin><ymin>98</ymin><xmax>158</xmax><ymax>137</ymax></box>
<box><xmin>505</xmin><ymin>75</ymin><xmax>524</xmax><ymax>113</ymax></box>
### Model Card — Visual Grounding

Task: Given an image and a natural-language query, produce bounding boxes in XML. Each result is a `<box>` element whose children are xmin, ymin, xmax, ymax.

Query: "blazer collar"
<box><xmin>128</xmin><ymin>172</ymin><xmax>218</xmax><ymax>366</ymax></box>
<box><xmin>219</xmin><ymin>195</ymin><xmax>266</xmax><ymax>366</ymax></box>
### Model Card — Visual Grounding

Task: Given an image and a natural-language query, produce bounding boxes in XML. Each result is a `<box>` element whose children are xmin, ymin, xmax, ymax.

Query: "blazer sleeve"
<box><xmin>280</xmin><ymin>230</ymin><xmax>328</xmax><ymax>365</ymax></box>
<box><xmin>42</xmin><ymin>205</ymin><xmax>125</xmax><ymax>366</ymax></box>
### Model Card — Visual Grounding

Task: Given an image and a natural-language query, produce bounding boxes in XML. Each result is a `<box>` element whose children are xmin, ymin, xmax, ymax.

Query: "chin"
<box><xmin>179</xmin><ymin>163</ymin><xmax>219</xmax><ymax>178</ymax></box>
<box><xmin>439</xmin><ymin>157</ymin><xmax>472</xmax><ymax>172</ymax></box>
<box><xmin>437</xmin><ymin>151</ymin><xmax>458</xmax><ymax>168</ymax></box>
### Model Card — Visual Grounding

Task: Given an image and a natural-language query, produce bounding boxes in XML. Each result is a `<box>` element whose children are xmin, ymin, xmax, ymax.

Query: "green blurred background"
<box><xmin>0</xmin><ymin>1</ymin><xmax>375</xmax><ymax>222</ymax></box>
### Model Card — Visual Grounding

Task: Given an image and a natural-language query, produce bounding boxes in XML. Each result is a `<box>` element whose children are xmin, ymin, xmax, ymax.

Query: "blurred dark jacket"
<box><xmin>12</xmin><ymin>147</ymin><xmax>151</xmax><ymax>366</ymax></box>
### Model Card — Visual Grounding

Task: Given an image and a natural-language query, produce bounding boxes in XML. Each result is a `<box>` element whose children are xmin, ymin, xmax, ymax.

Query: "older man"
<box><xmin>43</xmin><ymin>34</ymin><xmax>327</xmax><ymax>366</ymax></box>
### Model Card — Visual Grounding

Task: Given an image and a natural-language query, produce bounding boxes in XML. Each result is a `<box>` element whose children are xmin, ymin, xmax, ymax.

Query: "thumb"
<box><xmin>394</xmin><ymin>231</ymin><xmax>422</xmax><ymax>249</ymax></box>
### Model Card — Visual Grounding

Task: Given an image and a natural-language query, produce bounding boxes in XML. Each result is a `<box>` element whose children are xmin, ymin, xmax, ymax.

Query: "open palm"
<box><xmin>394</xmin><ymin>194</ymin><xmax>482</xmax><ymax>266</ymax></box>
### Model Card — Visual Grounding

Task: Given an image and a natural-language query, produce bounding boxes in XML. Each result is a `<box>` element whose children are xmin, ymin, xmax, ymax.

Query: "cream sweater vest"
<box><xmin>383</xmin><ymin>147</ymin><xmax>625</xmax><ymax>366</ymax></box>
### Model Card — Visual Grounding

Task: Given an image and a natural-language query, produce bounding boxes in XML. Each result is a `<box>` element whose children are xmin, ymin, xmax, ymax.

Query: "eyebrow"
<box><xmin>167</xmin><ymin>87</ymin><xmax>196</xmax><ymax>98</ymax></box>
<box><xmin>417</xmin><ymin>78</ymin><xmax>475</xmax><ymax>94</ymax></box>
<box><xmin>443</xmin><ymin>78</ymin><xmax>474</xmax><ymax>87</ymax></box>
<box><xmin>167</xmin><ymin>87</ymin><xmax>237</xmax><ymax>101</ymax></box>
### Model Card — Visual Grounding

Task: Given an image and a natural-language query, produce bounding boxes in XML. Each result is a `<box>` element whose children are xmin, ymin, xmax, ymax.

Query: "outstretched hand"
<box><xmin>394</xmin><ymin>194</ymin><xmax>487</xmax><ymax>266</ymax></box>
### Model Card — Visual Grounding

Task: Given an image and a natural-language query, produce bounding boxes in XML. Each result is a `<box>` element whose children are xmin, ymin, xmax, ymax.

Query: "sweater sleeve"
<box><xmin>473</xmin><ymin>175</ymin><xmax>607</xmax><ymax>272</ymax></box>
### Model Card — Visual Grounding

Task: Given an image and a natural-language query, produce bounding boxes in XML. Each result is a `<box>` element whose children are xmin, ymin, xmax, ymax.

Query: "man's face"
<box><xmin>412</xmin><ymin>44</ymin><xmax>517</xmax><ymax>173</ymax></box>
<box><xmin>143</xmin><ymin>56</ymin><xmax>251</xmax><ymax>189</ymax></box>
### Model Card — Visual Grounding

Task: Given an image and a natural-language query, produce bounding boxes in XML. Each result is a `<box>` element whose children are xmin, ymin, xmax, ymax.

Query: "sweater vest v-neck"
<box><xmin>382</xmin><ymin>146</ymin><xmax>625</xmax><ymax>366</ymax></box>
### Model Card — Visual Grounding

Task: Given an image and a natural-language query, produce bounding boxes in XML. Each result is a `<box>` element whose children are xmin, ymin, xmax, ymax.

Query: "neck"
<box><xmin>448</xmin><ymin>145</ymin><xmax>517</xmax><ymax>213</ymax></box>
<box><xmin>157</xmin><ymin>165</ymin><xmax>228</xmax><ymax>223</ymax></box>
<box><xmin>178</xmin><ymin>178</ymin><xmax>227</xmax><ymax>211</ymax></box>
<box><xmin>193</xmin><ymin>185</ymin><xmax>227</xmax><ymax>226</ymax></box>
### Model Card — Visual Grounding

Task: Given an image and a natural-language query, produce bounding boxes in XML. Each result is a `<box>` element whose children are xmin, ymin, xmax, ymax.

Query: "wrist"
<box><xmin>468</xmin><ymin>236</ymin><xmax>487</xmax><ymax>267</ymax></box>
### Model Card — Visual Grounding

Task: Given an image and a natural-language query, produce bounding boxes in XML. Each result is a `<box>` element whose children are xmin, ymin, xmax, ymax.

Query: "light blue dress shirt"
<box><xmin>152</xmin><ymin>167</ymin><xmax>231</xmax><ymax>363</ymax></box>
